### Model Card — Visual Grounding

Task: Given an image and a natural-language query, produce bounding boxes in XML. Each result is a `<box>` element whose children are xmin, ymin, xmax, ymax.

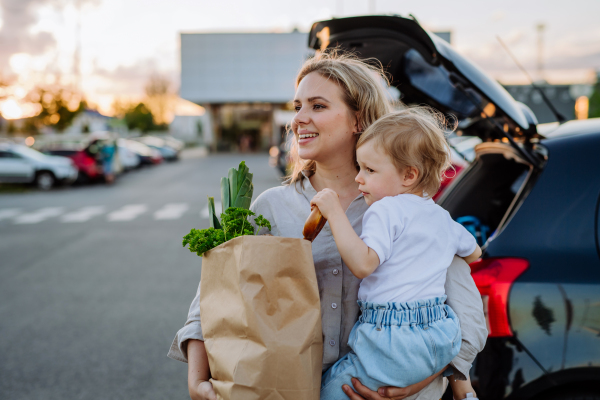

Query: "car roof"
<box><xmin>539</xmin><ymin>118</ymin><xmax>600</xmax><ymax>141</ymax></box>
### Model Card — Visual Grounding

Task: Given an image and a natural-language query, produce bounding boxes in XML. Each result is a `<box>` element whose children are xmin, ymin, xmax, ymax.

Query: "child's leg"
<box><xmin>320</xmin><ymin>351</ymin><xmax>377</xmax><ymax>400</ymax></box>
<box><xmin>449</xmin><ymin>375</ymin><xmax>477</xmax><ymax>400</ymax></box>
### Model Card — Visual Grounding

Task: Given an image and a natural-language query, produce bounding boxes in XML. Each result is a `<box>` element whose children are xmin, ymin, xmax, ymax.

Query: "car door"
<box><xmin>0</xmin><ymin>150</ymin><xmax>35</xmax><ymax>183</ymax></box>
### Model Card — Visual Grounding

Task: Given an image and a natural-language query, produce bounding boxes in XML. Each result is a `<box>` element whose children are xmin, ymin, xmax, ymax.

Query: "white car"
<box><xmin>117</xmin><ymin>140</ymin><xmax>141</xmax><ymax>170</ymax></box>
<box><xmin>0</xmin><ymin>144</ymin><xmax>78</xmax><ymax>190</ymax></box>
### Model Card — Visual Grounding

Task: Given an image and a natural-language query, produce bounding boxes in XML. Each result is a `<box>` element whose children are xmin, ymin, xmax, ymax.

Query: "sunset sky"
<box><xmin>1</xmin><ymin>0</ymin><xmax>599</xmax><ymax>118</ymax></box>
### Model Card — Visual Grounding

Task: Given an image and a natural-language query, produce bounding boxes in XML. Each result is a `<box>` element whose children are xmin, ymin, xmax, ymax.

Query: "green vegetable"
<box><xmin>183</xmin><ymin>161</ymin><xmax>271</xmax><ymax>257</ymax></box>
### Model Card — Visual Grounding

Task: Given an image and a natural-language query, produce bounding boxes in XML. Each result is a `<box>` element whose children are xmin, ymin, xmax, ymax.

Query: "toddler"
<box><xmin>311</xmin><ymin>107</ymin><xmax>481</xmax><ymax>400</ymax></box>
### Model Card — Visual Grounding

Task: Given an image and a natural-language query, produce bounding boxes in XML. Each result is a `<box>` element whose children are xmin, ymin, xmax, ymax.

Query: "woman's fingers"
<box><xmin>345</xmin><ymin>378</ymin><xmax>415</xmax><ymax>400</ymax></box>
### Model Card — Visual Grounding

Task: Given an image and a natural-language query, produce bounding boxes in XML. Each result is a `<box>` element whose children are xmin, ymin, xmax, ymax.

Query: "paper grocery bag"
<box><xmin>200</xmin><ymin>235</ymin><xmax>323</xmax><ymax>400</ymax></box>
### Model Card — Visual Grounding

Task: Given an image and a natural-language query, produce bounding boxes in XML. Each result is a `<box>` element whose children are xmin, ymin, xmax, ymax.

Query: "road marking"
<box><xmin>14</xmin><ymin>207</ymin><xmax>64</xmax><ymax>224</ymax></box>
<box><xmin>200</xmin><ymin>201</ymin><xmax>221</xmax><ymax>219</ymax></box>
<box><xmin>107</xmin><ymin>204</ymin><xmax>148</xmax><ymax>221</ymax></box>
<box><xmin>154</xmin><ymin>203</ymin><xmax>189</xmax><ymax>220</ymax></box>
<box><xmin>61</xmin><ymin>206</ymin><xmax>106</xmax><ymax>223</ymax></box>
<box><xmin>0</xmin><ymin>208</ymin><xmax>22</xmax><ymax>221</ymax></box>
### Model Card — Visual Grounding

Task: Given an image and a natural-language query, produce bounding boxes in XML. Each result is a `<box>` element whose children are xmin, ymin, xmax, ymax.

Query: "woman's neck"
<box><xmin>310</xmin><ymin>160</ymin><xmax>361</xmax><ymax>209</ymax></box>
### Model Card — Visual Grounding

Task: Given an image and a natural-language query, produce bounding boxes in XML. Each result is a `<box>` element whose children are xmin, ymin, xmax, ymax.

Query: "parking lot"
<box><xmin>0</xmin><ymin>152</ymin><xmax>280</xmax><ymax>400</ymax></box>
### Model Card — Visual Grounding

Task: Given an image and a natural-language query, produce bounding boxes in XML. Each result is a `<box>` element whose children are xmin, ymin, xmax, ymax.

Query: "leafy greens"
<box><xmin>183</xmin><ymin>161</ymin><xmax>272</xmax><ymax>257</ymax></box>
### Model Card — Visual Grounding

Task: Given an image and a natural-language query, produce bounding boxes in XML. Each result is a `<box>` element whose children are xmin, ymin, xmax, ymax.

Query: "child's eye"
<box><xmin>366</xmin><ymin>167</ymin><xmax>374</xmax><ymax>173</ymax></box>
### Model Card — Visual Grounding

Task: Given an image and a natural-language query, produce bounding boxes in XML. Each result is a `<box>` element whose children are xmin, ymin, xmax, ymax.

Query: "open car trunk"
<box><xmin>437</xmin><ymin>142</ymin><xmax>537</xmax><ymax>246</ymax></box>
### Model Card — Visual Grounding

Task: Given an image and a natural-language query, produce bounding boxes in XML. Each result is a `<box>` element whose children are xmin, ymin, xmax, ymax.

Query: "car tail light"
<box><xmin>469</xmin><ymin>258</ymin><xmax>529</xmax><ymax>337</ymax></box>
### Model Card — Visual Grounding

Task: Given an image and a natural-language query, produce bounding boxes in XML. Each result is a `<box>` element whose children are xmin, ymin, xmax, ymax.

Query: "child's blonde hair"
<box><xmin>356</xmin><ymin>106</ymin><xmax>453</xmax><ymax>197</ymax></box>
<box><xmin>288</xmin><ymin>49</ymin><xmax>393</xmax><ymax>184</ymax></box>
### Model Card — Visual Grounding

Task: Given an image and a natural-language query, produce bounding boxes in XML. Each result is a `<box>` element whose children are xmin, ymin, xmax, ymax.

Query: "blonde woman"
<box><xmin>168</xmin><ymin>51</ymin><xmax>487</xmax><ymax>400</ymax></box>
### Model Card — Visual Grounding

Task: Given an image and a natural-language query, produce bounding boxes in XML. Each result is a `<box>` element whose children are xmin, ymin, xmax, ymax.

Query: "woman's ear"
<box><xmin>353</xmin><ymin>113</ymin><xmax>362</xmax><ymax>134</ymax></box>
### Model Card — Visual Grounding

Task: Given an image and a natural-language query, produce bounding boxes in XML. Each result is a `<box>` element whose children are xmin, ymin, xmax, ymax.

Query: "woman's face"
<box><xmin>291</xmin><ymin>72</ymin><xmax>358</xmax><ymax>165</ymax></box>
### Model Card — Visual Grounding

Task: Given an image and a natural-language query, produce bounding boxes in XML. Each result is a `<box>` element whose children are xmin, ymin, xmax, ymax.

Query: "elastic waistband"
<box><xmin>358</xmin><ymin>296</ymin><xmax>449</xmax><ymax>328</ymax></box>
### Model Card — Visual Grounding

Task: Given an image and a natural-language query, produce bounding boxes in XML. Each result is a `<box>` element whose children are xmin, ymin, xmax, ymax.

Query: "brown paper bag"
<box><xmin>200</xmin><ymin>235</ymin><xmax>323</xmax><ymax>400</ymax></box>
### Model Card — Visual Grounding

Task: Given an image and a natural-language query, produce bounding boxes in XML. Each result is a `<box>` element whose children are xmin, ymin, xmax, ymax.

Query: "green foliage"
<box><xmin>183</xmin><ymin>160</ymin><xmax>271</xmax><ymax>257</ymax></box>
<box><xmin>588</xmin><ymin>77</ymin><xmax>600</xmax><ymax>119</ymax></box>
<box><xmin>24</xmin><ymin>86</ymin><xmax>86</xmax><ymax>133</ymax></box>
<box><xmin>182</xmin><ymin>207</ymin><xmax>272</xmax><ymax>256</ymax></box>
<box><xmin>124</xmin><ymin>103</ymin><xmax>158</xmax><ymax>132</ymax></box>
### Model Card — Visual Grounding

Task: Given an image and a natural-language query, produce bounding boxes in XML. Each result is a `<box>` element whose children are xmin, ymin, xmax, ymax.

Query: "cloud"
<box><xmin>0</xmin><ymin>0</ymin><xmax>97</xmax><ymax>76</ymax></box>
<box><xmin>91</xmin><ymin>59</ymin><xmax>178</xmax><ymax>96</ymax></box>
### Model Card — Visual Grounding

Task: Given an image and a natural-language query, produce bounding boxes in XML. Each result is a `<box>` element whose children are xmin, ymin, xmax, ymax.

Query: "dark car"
<box><xmin>309</xmin><ymin>16</ymin><xmax>600</xmax><ymax>399</ymax></box>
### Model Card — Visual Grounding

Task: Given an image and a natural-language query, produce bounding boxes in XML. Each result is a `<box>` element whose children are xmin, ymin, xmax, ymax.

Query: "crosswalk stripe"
<box><xmin>61</xmin><ymin>206</ymin><xmax>106</xmax><ymax>223</ymax></box>
<box><xmin>200</xmin><ymin>202</ymin><xmax>222</xmax><ymax>219</ymax></box>
<box><xmin>14</xmin><ymin>207</ymin><xmax>64</xmax><ymax>224</ymax></box>
<box><xmin>0</xmin><ymin>208</ymin><xmax>22</xmax><ymax>221</ymax></box>
<box><xmin>107</xmin><ymin>204</ymin><xmax>148</xmax><ymax>222</ymax></box>
<box><xmin>154</xmin><ymin>203</ymin><xmax>189</xmax><ymax>220</ymax></box>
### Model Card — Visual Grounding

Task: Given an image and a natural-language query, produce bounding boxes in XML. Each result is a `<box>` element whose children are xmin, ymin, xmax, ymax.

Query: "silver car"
<box><xmin>0</xmin><ymin>144</ymin><xmax>78</xmax><ymax>190</ymax></box>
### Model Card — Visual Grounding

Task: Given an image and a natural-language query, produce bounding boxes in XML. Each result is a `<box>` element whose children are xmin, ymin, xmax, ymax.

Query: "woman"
<box><xmin>168</xmin><ymin>51</ymin><xmax>487</xmax><ymax>400</ymax></box>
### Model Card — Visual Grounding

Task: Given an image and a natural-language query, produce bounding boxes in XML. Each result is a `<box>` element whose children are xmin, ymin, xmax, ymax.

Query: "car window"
<box><xmin>12</xmin><ymin>146</ymin><xmax>48</xmax><ymax>161</ymax></box>
<box><xmin>0</xmin><ymin>150</ymin><xmax>22</xmax><ymax>159</ymax></box>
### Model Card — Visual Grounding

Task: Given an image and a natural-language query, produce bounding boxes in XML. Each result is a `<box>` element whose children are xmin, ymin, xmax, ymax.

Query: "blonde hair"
<box><xmin>356</xmin><ymin>106</ymin><xmax>454</xmax><ymax>197</ymax></box>
<box><xmin>288</xmin><ymin>49</ymin><xmax>393</xmax><ymax>184</ymax></box>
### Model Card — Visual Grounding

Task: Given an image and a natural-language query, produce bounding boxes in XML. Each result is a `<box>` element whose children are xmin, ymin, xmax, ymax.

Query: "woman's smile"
<box><xmin>297</xmin><ymin>130</ymin><xmax>320</xmax><ymax>146</ymax></box>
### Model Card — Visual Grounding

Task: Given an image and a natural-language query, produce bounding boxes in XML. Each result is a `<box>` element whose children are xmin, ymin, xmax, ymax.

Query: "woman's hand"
<box><xmin>189</xmin><ymin>381</ymin><xmax>216</xmax><ymax>400</ymax></box>
<box><xmin>310</xmin><ymin>188</ymin><xmax>343</xmax><ymax>220</ymax></box>
<box><xmin>342</xmin><ymin>366</ymin><xmax>446</xmax><ymax>400</ymax></box>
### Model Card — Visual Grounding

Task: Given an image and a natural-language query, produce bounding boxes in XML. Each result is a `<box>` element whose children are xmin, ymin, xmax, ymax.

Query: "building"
<box><xmin>180</xmin><ymin>31</ymin><xmax>312</xmax><ymax>151</ymax></box>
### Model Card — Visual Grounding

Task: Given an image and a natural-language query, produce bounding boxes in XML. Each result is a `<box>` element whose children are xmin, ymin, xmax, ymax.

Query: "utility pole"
<box><xmin>536</xmin><ymin>23</ymin><xmax>545</xmax><ymax>82</ymax></box>
<box><xmin>73</xmin><ymin>0</ymin><xmax>82</xmax><ymax>92</ymax></box>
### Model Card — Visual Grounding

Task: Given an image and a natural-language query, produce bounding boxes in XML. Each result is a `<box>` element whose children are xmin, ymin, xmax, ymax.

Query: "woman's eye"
<box><xmin>313</xmin><ymin>104</ymin><xmax>325</xmax><ymax>110</ymax></box>
<box><xmin>294</xmin><ymin>106</ymin><xmax>301</xmax><ymax>112</ymax></box>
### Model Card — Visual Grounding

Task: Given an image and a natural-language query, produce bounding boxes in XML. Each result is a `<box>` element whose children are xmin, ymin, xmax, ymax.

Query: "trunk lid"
<box><xmin>308</xmin><ymin>15</ymin><xmax>543</xmax><ymax>167</ymax></box>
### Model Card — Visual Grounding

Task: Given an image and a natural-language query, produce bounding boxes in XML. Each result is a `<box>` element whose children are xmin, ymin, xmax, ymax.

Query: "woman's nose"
<box><xmin>292</xmin><ymin>106</ymin><xmax>309</xmax><ymax>126</ymax></box>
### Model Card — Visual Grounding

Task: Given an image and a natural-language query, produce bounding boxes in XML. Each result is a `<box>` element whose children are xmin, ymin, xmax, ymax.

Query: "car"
<box><xmin>41</xmin><ymin>145</ymin><xmax>103</xmax><ymax>182</ymax></box>
<box><xmin>131</xmin><ymin>136</ymin><xmax>179</xmax><ymax>161</ymax></box>
<box><xmin>309</xmin><ymin>15</ymin><xmax>600</xmax><ymax>399</ymax></box>
<box><xmin>116</xmin><ymin>142</ymin><xmax>141</xmax><ymax>170</ymax></box>
<box><xmin>0</xmin><ymin>143</ymin><xmax>78</xmax><ymax>190</ymax></box>
<box><xmin>118</xmin><ymin>139</ymin><xmax>162</xmax><ymax>165</ymax></box>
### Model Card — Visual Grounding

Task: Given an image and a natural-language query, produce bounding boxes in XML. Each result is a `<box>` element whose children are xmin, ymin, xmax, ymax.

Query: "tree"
<box><xmin>144</xmin><ymin>73</ymin><xmax>174</xmax><ymax>127</ymax></box>
<box><xmin>124</xmin><ymin>103</ymin><xmax>156</xmax><ymax>133</ymax></box>
<box><xmin>27</xmin><ymin>87</ymin><xmax>86</xmax><ymax>132</ymax></box>
<box><xmin>588</xmin><ymin>71</ymin><xmax>600</xmax><ymax>119</ymax></box>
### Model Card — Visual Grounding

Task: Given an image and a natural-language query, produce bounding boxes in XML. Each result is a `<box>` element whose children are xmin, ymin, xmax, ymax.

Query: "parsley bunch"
<box><xmin>183</xmin><ymin>207</ymin><xmax>272</xmax><ymax>256</ymax></box>
<box><xmin>182</xmin><ymin>161</ymin><xmax>272</xmax><ymax>257</ymax></box>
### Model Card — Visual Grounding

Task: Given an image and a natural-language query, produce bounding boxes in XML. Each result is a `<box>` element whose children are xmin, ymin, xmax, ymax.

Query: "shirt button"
<box><xmin>329</xmin><ymin>339</ymin><xmax>336</xmax><ymax>346</ymax></box>
<box><xmin>331</xmin><ymin>303</ymin><xmax>338</xmax><ymax>309</ymax></box>
<box><xmin>332</xmin><ymin>268</ymin><xmax>339</xmax><ymax>275</ymax></box>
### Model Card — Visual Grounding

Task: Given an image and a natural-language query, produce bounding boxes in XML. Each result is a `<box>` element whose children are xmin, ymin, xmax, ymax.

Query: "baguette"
<box><xmin>303</xmin><ymin>205</ymin><xmax>327</xmax><ymax>242</ymax></box>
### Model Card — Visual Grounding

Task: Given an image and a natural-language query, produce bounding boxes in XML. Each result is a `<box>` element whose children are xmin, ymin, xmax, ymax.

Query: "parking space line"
<box><xmin>61</xmin><ymin>206</ymin><xmax>106</xmax><ymax>223</ymax></box>
<box><xmin>14</xmin><ymin>207</ymin><xmax>64</xmax><ymax>224</ymax></box>
<box><xmin>0</xmin><ymin>208</ymin><xmax>22</xmax><ymax>221</ymax></box>
<box><xmin>154</xmin><ymin>203</ymin><xmax>189</xmax><ymax>220</ymax></box>
<box><xmin>106</xmin><ymin>204</ymin><xmax>148</xmax><ymax>221</ymax></box>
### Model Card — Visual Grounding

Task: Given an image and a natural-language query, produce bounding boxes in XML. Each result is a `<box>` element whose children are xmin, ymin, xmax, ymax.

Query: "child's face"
<box><xmin>355</xmin><ymin>141</ymin><xmax>419</xmax><ymax>206</ymax></box>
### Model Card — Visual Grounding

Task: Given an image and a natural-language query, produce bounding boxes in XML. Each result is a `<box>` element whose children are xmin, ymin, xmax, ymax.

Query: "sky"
<box><xmin>1</xmin><ymin>0</ymin><xmax>599</xmax><ymax>117</ymax></box>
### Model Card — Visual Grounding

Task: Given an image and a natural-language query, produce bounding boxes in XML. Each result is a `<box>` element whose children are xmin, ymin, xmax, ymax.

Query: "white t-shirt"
<box><xmin>358</xmin><ymin>194</ymin><xmax>477</xmax><ymax>303</ymax></box>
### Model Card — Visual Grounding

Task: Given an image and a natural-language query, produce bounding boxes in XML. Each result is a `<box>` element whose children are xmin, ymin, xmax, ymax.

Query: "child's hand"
<box><xmin>310</xmin><ymin>189</ymin><xmax>343</xmax><ymax>220</ymax></box>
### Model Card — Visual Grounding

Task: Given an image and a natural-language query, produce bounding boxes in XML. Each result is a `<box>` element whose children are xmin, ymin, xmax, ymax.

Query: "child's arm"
<box><xmin>462</xmin><ymin>244</ymin><xmax>482</xmax><ymax>265</ymax></box>
<box><xmin>311</xmin><ymin>189</ymin><xmax>380</xmax><ymax>279</ymax></box>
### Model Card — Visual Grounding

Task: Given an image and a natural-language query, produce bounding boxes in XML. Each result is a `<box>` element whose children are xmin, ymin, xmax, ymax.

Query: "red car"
<box><xmin>42</xmin><ymin>147</ymin><xmax>102</xmax><ymax>182</ymax></box>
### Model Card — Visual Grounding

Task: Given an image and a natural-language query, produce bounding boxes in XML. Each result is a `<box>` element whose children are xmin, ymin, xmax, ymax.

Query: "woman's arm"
<box><xmin>444</xmin><ymin>255</ymin><xmax>488</xmax><ymax>380</ymax></box>
<box><xmin>342</xmin><ymin>366</ymin><xmax>447</xmax><ymax>400</ymax></box>
<box><xmin>187</xmin><ymin>340</ymin><xmax>216</xmax><ymax>400</ymax></box>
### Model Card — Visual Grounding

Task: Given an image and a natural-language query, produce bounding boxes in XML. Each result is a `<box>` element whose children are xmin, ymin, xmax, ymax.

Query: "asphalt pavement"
<box><xmin>0</xmin><ymin>152</ymin><xmax>281</xmax><ymax>400</ymax></box>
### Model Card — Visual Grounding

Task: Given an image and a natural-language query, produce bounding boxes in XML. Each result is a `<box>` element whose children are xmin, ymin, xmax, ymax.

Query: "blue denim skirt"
<box><xmin>320</xmin><ymin>296</ymin><xmax>461</xmax><ymax>399</ymax></box>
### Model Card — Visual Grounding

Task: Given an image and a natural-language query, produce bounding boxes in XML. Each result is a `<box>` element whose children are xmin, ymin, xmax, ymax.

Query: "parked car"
<box><xmin>118</xmin><ymin>139</ymin><xmax>162</xmax><ymax>165</ymax></box>
<box><xmin>131</xmin><ymin>136</ymin><xmax>179</xmax><ymax>161</ymax></box>
<box><xmin>41</xmin><ymin>145</ymin><xmax>102</xmax><ymax>182</ymax></box>
<box><xmin>0</xmin><ymin>143</ymin><xmax>78</xmax><ymax>189</ymax></box>
<box><xmin>309</xmin><ymin>15</ymin><xmax>600</xmax><ymax>399</ymax></box>
<box><xmin>116</xmin><ymin>142</ymin><xmax>141</xmax><ymax>170</ymax></box>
